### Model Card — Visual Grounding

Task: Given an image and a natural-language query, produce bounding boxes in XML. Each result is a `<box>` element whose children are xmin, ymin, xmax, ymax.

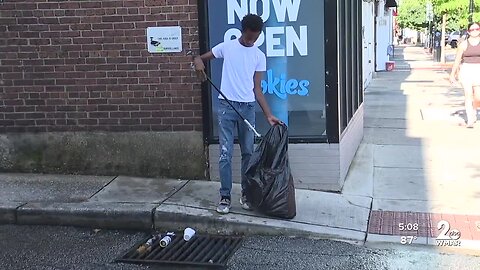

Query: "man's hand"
<box><xmin>267</xmin><ymin>115</ymin><xmax>283</xmax><ymax>126</ymax></box>
<box><xmin>193</xmin><ymin>56</ymin><xmax>207</xmax><ymax>82</ymax></box>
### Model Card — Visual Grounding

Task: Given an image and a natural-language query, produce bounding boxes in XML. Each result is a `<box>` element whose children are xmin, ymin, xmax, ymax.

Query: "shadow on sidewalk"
<box><xmin>351</xmin><ymin>45</ymin><xmax>480</xmax><ymax>248</ymax></box>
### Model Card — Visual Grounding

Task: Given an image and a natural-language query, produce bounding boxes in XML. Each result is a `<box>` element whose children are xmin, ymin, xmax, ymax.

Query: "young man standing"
<box><xmin>194</xmin><ymin>14</ymin><xmax>282</xmax><ymax>214</ymax></box>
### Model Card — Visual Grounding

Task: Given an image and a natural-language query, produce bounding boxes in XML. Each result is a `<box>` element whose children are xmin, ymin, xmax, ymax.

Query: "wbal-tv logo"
<box><xmin>436</xmin><ymin>220</ymin><xmax>461</xmax><ymax>247</ymax></box>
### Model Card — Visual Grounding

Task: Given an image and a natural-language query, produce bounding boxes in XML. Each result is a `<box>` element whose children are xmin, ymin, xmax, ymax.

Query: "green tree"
<box><xmin>397</xmin><ymin>0</ymin><xmax>480</xmax><ymax>31</ymax></box>
<box><xmin>397</xmin><ymin>0</ymin><xmax>428</xmax><ymax>31</ymax></box>
<box><xmin>432</xmin><ymin>0</ymin><xmax>480</xmax><ymax>62</ymax></box>
<box><xmin>433</xmin><ymin>0</ymin><xmax>480</xmax><ymax>28</ymax></box>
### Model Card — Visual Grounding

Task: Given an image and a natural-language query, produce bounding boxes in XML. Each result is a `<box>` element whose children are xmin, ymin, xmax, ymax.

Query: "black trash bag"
<box><xmin>244</xmin><ymin>124</ymin><xmax>296</xmax><ymax>219</ymax></box>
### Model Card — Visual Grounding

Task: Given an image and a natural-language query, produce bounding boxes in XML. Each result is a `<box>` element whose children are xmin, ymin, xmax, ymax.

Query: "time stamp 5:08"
<box><xmin>398</xmin><ymin>220</ymin><xmax>462</xmax><ymax>246</ymax></box>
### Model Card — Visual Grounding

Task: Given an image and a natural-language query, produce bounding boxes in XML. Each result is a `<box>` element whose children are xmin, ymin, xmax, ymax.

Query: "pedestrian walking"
<box><xmin>450</xmin><ymin>22</ymin><xmax>480</xmax><ymax>128</ymax></box>
<box><xmin>193</xmin><ymin>14</ymin><xmax>282</xmax><ymax>214</ymax></box>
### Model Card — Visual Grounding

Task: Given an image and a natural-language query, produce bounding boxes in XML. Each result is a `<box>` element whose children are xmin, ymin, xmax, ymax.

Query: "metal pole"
<box><xmin>428</xmin><ymin>21</ymin><xmax>433</xmax><ymax>52</ymax></box>
<box><xmin>426</xmin><ymin>2</ymin><xmax>434</xmax><ymax>52</ymax></box>
<box><xmin>469</xmin><ymin>0</ymin><xmax>475</xmax><ymax>24</ymax></box>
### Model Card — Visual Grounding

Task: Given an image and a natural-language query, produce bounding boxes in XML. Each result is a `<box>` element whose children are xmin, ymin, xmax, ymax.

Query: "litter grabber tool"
<box><xmin>187</xmin><ymin>50</ymin><xmax>262</xmax><ymax>138</ymax></box>
<box><xmin>205</xmin><ymin>76</ymin><xmax>261</xmax><ymax>138</ymax></box>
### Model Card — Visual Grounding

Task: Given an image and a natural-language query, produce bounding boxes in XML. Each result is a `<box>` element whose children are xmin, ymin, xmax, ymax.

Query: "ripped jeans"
<box><xmin>217</xmin><ymin>99</ymin><xmax>256</xmax><ymax>198</ymax></box>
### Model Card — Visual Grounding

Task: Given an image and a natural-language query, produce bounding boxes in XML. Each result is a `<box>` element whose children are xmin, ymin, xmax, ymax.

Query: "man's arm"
<box><xmin>193</xmin><ymin>51</ymin><xmax>215</xmax><ymax>82</ymax></box>
<box><xmin>253</xmin><ymin>71</ymin><xmax>282</xmax><ymax>126</ymax></box>
<box><xmin>194</xmin><ymin>51</ymin><xmax>215</xmax><ymax>65</ymax></box>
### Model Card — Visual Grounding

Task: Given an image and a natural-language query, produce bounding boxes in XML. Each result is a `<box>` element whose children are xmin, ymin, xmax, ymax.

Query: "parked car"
<box><xmin>448</xmin><ymin>30</ymin><xmax>467</xmax><ymax>48</ymax></box>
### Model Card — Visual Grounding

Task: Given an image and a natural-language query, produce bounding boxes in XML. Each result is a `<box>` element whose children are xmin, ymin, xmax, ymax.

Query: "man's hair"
<box><xmin>241</xmin><ymin>14</ymin><xmax>264</xmax><ymax>32</ymax></box>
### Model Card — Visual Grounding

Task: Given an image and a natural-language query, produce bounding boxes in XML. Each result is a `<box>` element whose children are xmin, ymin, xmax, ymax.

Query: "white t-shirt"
<box><xmin>211</xmin><ymin>38</ymin><xmax>266</xmax><ymax>103</ymax></box>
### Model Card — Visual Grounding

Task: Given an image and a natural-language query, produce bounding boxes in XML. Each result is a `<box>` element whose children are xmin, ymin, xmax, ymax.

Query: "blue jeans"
<box><xmin>217</xmin><ymin>99</ymin><xmax>256</xmax><ymax>198</ymax></box>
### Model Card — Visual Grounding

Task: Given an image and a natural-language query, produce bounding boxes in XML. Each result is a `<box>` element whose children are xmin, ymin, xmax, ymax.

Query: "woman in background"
<box><xmin>450</xmin><ymin>22</ymin><xmax>480</xmax><ymax>128</ymax></box>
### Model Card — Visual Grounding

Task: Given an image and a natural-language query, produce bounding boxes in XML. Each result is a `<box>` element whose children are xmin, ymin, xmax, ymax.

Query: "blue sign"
<box><xmin>261</xmin><ymin>69</ymin><xmax>310</xmax><ymax>99</ymax></box>
<box><xmin>207</xmin><ymin>0</ymin><xmax>326</xmax><ymax>137</ymax></box>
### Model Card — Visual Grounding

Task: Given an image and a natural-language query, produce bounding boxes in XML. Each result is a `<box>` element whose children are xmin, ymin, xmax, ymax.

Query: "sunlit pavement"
<box><xmin>343</xmin><ymin>45</ymin><xmax>480</xmax><ymax>254</ymax></box>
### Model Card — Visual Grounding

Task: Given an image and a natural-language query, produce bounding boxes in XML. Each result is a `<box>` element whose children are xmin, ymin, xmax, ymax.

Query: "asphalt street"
<box><xmin>1</xmin><ymin>225</ymin><xmax>479</xmax><ymax>270</ymax></box>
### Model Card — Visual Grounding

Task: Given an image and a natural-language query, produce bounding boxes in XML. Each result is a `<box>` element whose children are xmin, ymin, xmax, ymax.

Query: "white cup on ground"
<box><xmin>183</xmin><ymin>227</ymin><xmax>196</xmax><ymax>241</ymax></box>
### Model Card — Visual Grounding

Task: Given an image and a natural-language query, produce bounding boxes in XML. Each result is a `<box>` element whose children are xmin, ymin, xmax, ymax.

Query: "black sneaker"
<box><xmin>216</xmin><ymin>196</ymin><xmax>231</xmax><ymax>214</ymax></box>
<box><xmin>239</xmin><ymin>195</ymin><xmax>252</xmax><ymax>211</ymax></box>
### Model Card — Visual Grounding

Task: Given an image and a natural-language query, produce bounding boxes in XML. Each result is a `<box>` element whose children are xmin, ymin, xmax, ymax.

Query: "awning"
<box><xmin>385</xmin><ymin>0</ymin><xmax>398</xmax><ymax>8</ymax></box>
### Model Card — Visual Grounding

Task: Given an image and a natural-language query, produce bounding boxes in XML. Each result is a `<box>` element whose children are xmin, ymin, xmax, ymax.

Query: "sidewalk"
<box><xmin>1</xmin><ymin>46</ymin><xmax>479</xmax><ymax>253</ymax></box>
<box><xmin>0</xmin><ymin>174</ymin><xmax>370</xmax><ymax>241</ymax></box>
<box><xmin>346</xmin><ymin>45</ymin><xmax>480</xmax><ymax>252</ymax></box>
<box><xmin>393</xmin><ymin>44</ymin><xmax>455</xmax><ymax>70</ymax></box>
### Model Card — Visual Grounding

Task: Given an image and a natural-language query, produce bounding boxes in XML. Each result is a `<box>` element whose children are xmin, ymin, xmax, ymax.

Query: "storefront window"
<box><xmin>205</xmin><ymin>0</ymin><xmax>326</xmax><ymax>140</ymax></box>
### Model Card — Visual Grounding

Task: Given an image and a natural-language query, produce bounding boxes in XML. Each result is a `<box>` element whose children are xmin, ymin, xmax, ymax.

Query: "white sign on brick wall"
<box><xmin>147</xmin><ymin>26</ymin><xmax>182</xmax><ymax>53</ymax></box>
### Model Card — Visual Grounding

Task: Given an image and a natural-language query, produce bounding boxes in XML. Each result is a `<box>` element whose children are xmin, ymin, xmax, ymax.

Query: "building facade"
<box><xmin>201</xmin><ymin>0</ymin><xmax>365</xmax><ymax>192</ymax></box>
<box><xmin>374</xmin><ymin>0</ymin><xmax>397</xmax><ymax>71</ymax></box>
<box><xmin>0</xmin><ymin>0</ymin><xmax>377</xmax><ymax>192</ymax></box>
<box><xmin>0</xmin><ymin>0</ymin><xmax>206</xmax><ymax>179</ymax></box>
<box><xmin>362</xmin><ymin>0</ymin><xmax>375</xmax><ymax>88</ymax></box>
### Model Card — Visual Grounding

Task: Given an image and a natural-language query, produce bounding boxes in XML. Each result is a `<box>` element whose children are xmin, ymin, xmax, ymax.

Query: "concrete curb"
<box><xmin>1</xmin><ymin>201</ymin><xmax>367</xmax><ymax>244</ymax></box>
<box><xmin>154</xmin><ymin>204</ymin><xmax>367</xmax><ymax>243</ymax></box>
<box><xmin>13</xmin><ymin>202</ymin><xmax>158</xmax><ymax>230</ymax></box>
<box><xmin>0</xmin><ymin>202</ymin><xmax>24</xmax><ymax>224</ymax></box>
<box><xmin>3</xmin><ymin>200</ymin><xmax>479</xmax><ymax>253</ymax></box>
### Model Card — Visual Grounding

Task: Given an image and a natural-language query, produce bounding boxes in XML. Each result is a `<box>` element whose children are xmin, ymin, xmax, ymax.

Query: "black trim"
<box><xmin>198</xmin><ymin>0</ymin><xmax>366</xmax><ymax>145</ymax></box>
<box><xmin>358</xmin><ymin>0</ymin><xmax>364</xmax><ymax>105</ymax></box>
<box><xmin>206</xmin><ymin>136</ymin><xmax>329</xmax><ymax>145</ymax></box>
<box><xmin>351</xmin><ymin>0</ymin><xmax>358</xmax><ymax>113</ymax></box>
<box><xmin>337</xmin><ymin>1</ymin><xmax>348</xmax><ymax>134</ymax></box>
<box><xmin>345</xmin><ymin>0</ymin><xmax>352</xmax><ymax>124</ymax></box>
<box><xmin>196</xmin><ymin>0</ymin><xmax>213</xmax><ymax>143</ymax></box>
<box><xmin>325</xmin><ymin>0</ymin><xmax>340</xmax><ymax>143</ymax></box>
<box><xmin>337</xmin><ymin>0</ymin><xmax>364</xmax><ymax>137</ymax></box>
<box><xmin>286</xmin><ymin>137</ymin><xmax>329</xmax><ymax>144</ymax></box>
<box><xmin>199</xmin><ymin>0</ymin><xmax>331</xmax><ymax>145</ymax></box>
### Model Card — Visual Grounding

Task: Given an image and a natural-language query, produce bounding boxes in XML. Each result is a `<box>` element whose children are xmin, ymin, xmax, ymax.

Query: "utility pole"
<box><xmin>441</xmin><ymin>13</ymin><xmax>446</xmax><ymax>63</ymax></box>
<box><xmin>469</xmin><ymin>0</ymin><xmax>475</xmax><ymax>24</ymax></box>
<box><xmin>426</xmin><ymin>2</ymin><xmax>434</xmax><ymax>53</ymax></box>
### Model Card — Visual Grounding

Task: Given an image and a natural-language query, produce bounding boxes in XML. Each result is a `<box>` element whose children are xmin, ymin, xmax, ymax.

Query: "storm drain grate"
<box><xmin>117</xmin><ymin>233</ymin><xmax>244</xmax><ymax>269</ymax></box>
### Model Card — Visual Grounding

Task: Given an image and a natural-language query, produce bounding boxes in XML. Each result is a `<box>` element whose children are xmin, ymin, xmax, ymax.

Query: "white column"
<box><xmin>362</xmin><ymin>1</ymin><xmax>375</xmax><ymax>88</ymax></box>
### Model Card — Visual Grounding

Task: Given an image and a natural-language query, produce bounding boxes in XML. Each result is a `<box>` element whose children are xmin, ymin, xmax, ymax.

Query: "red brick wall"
<box><xmin>0</xmin><ymin>0</ymin><xmax>202</xmax><ymax>133</ymax></box>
